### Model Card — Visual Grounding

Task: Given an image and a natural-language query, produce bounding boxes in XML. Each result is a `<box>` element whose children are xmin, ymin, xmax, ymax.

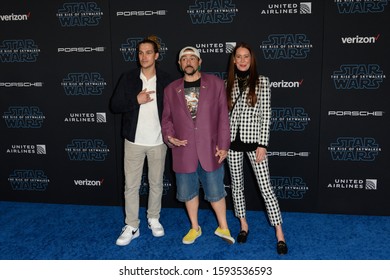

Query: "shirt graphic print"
<box><xmin>184</xmin><ymin>86</ymin><xmax>200</xmax><ymax>120</ymax></box>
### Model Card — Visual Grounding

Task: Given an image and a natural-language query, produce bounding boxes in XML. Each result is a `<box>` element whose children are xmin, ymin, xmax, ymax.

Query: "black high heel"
<box><xmin>277</xmin><ymin>241</ymin><xmax>288</xmax><ymax>255</ymax></box>
<box><xmin>237</xmin><ymin>230</ymin><xmax>249</xmax><ymax>243</ymax></box>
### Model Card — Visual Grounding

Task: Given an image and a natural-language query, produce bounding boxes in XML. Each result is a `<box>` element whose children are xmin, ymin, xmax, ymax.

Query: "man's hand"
<box><xmin>137</xmin><ymin>88</ymin><xmax>155</xmax><ymax>104</ymax></box>
<box><xmin>168</xmin><ymin>136</ymin><xmax>188</xmax><ymax>147</ymax></box>
<box><xmin>215</xmin><ymin>146</ymin><xmax>227</xmax><ymax>164</ymax></box>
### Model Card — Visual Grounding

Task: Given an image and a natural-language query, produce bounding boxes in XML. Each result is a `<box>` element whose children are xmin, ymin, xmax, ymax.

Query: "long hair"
<box><xmin>226</xmin><ymin>42</ymin><xmax>259</xmax><ymax>111</ymax></box>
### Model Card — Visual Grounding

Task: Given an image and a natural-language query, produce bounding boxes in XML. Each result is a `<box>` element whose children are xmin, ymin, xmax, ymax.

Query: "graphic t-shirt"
<box><xmin>184</xmin><ymin>78</ymin><xmax>201</xmax><ymax>120</ymax></box>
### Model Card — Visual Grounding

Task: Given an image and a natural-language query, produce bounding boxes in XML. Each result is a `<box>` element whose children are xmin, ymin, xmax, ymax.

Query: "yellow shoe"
<box><xmin>214</xmin><ymin>227</ymin><xmax>235</xmax><ymax>244</ymax></box>
<box><xmin>182</xmin><ymin>226</ymin><xmax>202</xmax><ymax>244</ymax></box>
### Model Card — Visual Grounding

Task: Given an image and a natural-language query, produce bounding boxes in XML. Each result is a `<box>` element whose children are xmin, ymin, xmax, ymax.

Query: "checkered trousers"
<box><xmin>227</xmin><ymin>150</ymin><xmax>283</xmax><ymax>226</ymax></box>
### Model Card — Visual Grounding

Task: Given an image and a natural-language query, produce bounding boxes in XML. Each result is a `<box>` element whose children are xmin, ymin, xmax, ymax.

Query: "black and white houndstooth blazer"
<box><xmin>229</xmin><ymin>75</ymin><xmax>271</xmax><ymax>148</ymax></box>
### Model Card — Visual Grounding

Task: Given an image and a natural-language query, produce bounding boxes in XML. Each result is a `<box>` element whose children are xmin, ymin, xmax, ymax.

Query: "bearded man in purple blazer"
<box><xmin>162</xmin><ymin>46</ymin><xmax>235</xmax><ymax>245</ymax></box>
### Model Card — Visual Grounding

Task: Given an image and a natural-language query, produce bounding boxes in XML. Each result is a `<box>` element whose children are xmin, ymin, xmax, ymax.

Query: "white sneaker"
<box><xmin>116</xmin><ymin>225</ymin><xmax>139</xmax><ymax>246</ymax></box>
<box><xmin>148</xmin><ymin>218</ymin><xmax>165</xmax><ymax>237</ymax></box>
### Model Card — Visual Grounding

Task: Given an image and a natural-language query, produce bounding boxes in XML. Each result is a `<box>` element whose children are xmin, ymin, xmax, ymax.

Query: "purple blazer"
<box><xmin>162</xmin><ymin>73</ymin><xmax>230</xmax><ymax>173</ymax></box>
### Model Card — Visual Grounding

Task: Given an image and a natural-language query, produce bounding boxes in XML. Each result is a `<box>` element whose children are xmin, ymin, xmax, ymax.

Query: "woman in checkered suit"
<box><xmin>226</xmin><ymin>42</ymin><xmax>287</xmax><ymax>254</ymax></box>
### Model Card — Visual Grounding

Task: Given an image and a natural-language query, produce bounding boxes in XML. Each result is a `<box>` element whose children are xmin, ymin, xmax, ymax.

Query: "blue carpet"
<box><xmin>0</xmin><ymin>201</ymin><xmax>389</xmax><ymax>260</ymax></box>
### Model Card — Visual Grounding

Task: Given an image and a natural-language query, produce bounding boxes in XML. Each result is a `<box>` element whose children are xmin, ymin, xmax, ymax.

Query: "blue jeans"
<box><xmin>176</xmin><ymin>163</ymin><xmax>226</xmax><ymax>202</ymax></box>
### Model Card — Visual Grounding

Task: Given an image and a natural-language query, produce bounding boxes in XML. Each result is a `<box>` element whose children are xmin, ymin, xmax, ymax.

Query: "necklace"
<box><xmin>237</xmin><ymin>75</ymin><xmax>249</xmax><ymax>93</ymax></box>
<box><xmin>237</xmin><ymin>75</ymin><xmax>248</xmax><ymax>81</ymax></box>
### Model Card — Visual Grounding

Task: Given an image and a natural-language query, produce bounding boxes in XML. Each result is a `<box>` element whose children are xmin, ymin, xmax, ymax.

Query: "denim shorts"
<box><xmin>176</xmin><ymin>163</ymin><xmax>227</xmax><ymax>202</ymax></box>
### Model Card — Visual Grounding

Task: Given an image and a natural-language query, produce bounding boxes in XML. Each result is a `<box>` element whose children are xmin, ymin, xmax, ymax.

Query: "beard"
<box><xmin>184</xmin><ymin>66</ymin><xmax>197</xmax><ymax>76</ymax></box>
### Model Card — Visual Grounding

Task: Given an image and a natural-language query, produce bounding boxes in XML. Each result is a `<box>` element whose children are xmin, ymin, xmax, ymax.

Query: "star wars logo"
<box><xmin>271</xmin><ymin>176</ymin><xmax>308</xmax><ymax>199</ymax></box>
<box><xmin>335</xmin><ymin>0</ymin><xmax>388</xmax><ymax>14</ymax></box>
<box><xmin>61</xmin><ymin>72</ymin><xmax>106</xmax><ymax>95</ymax></box>
<box><xmin>3</xmin><ymin>106</ymin><xmax>45</xmax><ymax>128</ymax></box>
<box><xmin>328</xmin><ymin>137</ymin><xmax>381</xmax><ymax>161</ymax></box>
<box><xmin>331</xmin><ymin>64</ymin><xmax>385</xmax><ymax>90</ymax></box>
<box><xmin>8</xmin><ymin>169</ymin><xmax>49</xmax><ymax>191</ymax></box>
<box><xmin>271</xmin><ymin>107</ymin><xmax>310</xmax><ymax>131</ymax></box>
<box><xmin>120</xmin><ymin>37</ymin><xmax>167</xmax><ymax>62</ymax></box>
<box><xmin>0</xmin><ymin>39</ymin><xmax>40</xmax><ymax>63</ymax></box>
<box><xmin>260</xmin><ymin>34</ymin><xmax>312</xmax><ymax>59</ymax></box>
<box><xmin>187</xmin><ymin>0</ymin><xmax>238</xmax><ymax>24</ymax></box>
<box><xmin>65</xmin><ymin>139</ymin><xmax>109</xmax><ymax>161</ymax></box>
<box><xmin>57</xmin><ymin>2</ymin><xmax>103</xmax><ymax>27</ymax></box>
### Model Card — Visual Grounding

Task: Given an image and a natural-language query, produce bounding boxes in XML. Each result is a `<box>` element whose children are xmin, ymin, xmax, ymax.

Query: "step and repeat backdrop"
<box><xmin>1</xmin><ymin>0</ymin><xmax>388</xmax><ymax>215</ymax></box>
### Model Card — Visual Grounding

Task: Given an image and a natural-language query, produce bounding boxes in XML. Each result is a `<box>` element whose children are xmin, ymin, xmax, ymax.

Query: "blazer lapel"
<box><xmin>195</xmin><ymin>82</ymin><xmax>207</xmax><ymax>118</ymax></box>
<box><xmin>175</xmin><ymin>85</ymin><xmax>193</xmax><ymax>121</ymax></box>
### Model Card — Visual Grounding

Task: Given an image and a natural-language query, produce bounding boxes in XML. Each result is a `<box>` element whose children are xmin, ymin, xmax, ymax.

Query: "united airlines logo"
<box><xmin>0</xmin><ymin>12</ymin><xmax>31</xmax><ymax>21</ymax></box>
<box><xmin>187</xmin><ymin>0</ymin><xmax>238</xmax><ymax>24</ymax></box>
<box><xmin>8</xmin><ymin>169</ymin><xmax>49</xmax><ymax>191</ymax></box>
<box><xmin>327</xmin><ymin>178</ymin><xmax>378</xmax><ymax>191</ymax></box>
<box><xmin>0</xmin><ymin>39</ymin><xmax>40</xmax><ymax>63</ymax></box>
<box><xmin>61</xmin><ymin>72</ymin><xmax>106</xmax><ymax>95</ymax></box>
<box><xmin>64</xmin><ymin>112</ymin><xmax>107</xmax><ymax>123</ymax></box>
<box><xmin>139</xmin><ymin>175</ymin><xmax>171</xmax><ymax>196</ymax></box>
<box><xmin>271</xmin><ymin>176</ymin><xmax>308</xmax><ymax>199</ymax></box>
<box><xmin>261</xmin><ymin>2</ymin><xmax>312</xmax><ymax>14</ymax></box>
<box><xmin>196</xmin><ymin>42</ymin><xmax>224</xmax><ymax>54</ymax></box>
<box><xmin>335</xmin><ymin>0</ymin><xmax>388</xmax><ymax>14</ymax></box>
<box><xmin>120</xmin><ymin>37</ymin><xmax>167</xmax><ymax>62</ymax></box>
<box><xmin>65</xmin><ymin>139</ymin><xmax>110</xmax><ymax>161</ymax></box>
<box><xmin>270</xmin><ymin>79</ymin><xmax>304</xmax><ymax>88</ymax></box>
<box><xmin>226</xmin><ymin>42</ymin><xmax>236</xmax><ymax>53</ymax></box>
<box><xmin>57</xmin><ymin>2</ymin><xmax>103</xmax><ymax>27</ymax></box>
<box><xmin>6</xmin><ymin>144</ymin><xmax>46</xmax><ymax>155</ymax></box>
<box><xmin>260</xmin><ymin>34</ymin><xmax>312</xmax><ymax>59</ymax></box>
<box><xmin>328</xmin><ymin>137</ymin><xmax>381</xmax><ymax>161</ymax></box>
<box><xmin>331</xmin><ymin>64</ymin><xmax>385</xmax><ymax>90</ymax></box>
<box><xmin>341</xmin><ymin>34</ymin><xmax>380</xmax><ymax>44</ymax></box>
<box><xmin>194</xmin><ymin>42</ymin><xmax>236</xmax><ymax>54</ymax></box>
<box><xmin>271</xmin><ymin>107</ymin><xmax>310</xmax><ymax>131</ymax></box>
<box><xmin>3</xmin><ymin>106</ymin><xmax>45</xmax><ymax>128</ymax></box>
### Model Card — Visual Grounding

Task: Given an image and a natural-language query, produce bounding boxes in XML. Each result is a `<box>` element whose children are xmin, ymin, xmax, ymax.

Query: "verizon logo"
<box><xmin>341</xmin><ymin>34</ymin><xmax>380</xmax><ymax>44</ymax></box>
<box><xmin>74</xmin><ymin>179</ymin><xmax>104</xmax><ymax>186</ymax></box>
<box><xmin>0</xmin><ymin>12</ymin><xmax>30</xmax><ymax>21</ymax></box>
<box><xmin>270</xmin><ymin>79</ymin><xmax>304</xmax><ymax>88</ymax></box>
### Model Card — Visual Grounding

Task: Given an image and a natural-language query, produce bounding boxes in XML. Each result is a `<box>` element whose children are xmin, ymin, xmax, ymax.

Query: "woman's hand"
<box><xmin>255</xmin><ymin>147</ymin><xmax>267</xmax><ymax>163</ymax></box>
